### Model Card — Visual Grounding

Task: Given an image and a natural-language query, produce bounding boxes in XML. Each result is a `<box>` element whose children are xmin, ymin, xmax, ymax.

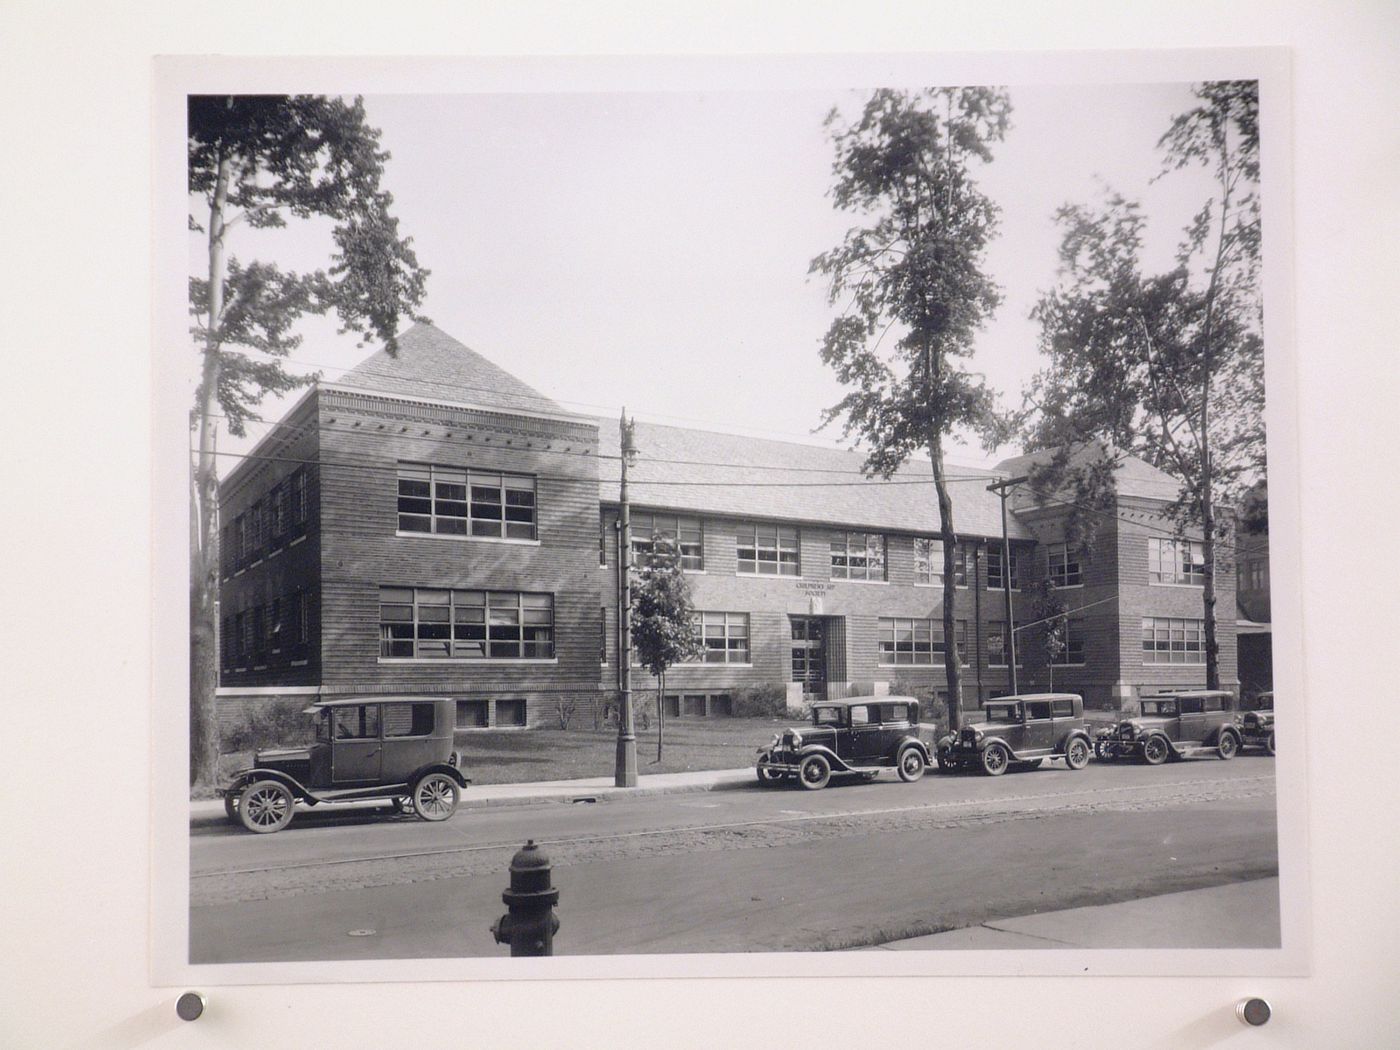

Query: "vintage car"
<box><xmin>935</xmin><ymin>693</ymin><xmax>1092</xmax><ymax>776</ymax></box>
<box><xmin>1238</xmin><ymin>692</ymin><xmax>1276</xmax><ymax>755</ymax></box>
<box><xmin>221</xmin><ymin>697</ymin><xmax>471</xmax><ymax>833</ymax></box>
<box><xmin>1095</xmin><ymin>690</ymin><xmax>1241</xmax><ymax>765</ymax></box>
<box><xmin>755</xmin><ymin>696</ymin><xmax>931</xmax><ymax>790</ymax></box>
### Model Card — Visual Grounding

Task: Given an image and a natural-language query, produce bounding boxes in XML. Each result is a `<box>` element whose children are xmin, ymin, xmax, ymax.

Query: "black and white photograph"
<box><xmin>160</xmin><ymin>53</ymin><xmax>1300</xmax><ymax>978</ymax></box>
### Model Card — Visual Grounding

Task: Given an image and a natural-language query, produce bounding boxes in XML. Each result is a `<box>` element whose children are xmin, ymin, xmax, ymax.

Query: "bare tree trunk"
<box><xmin>191</xmin><ymin>150</ymin><xmax>231</xmax><ymax>791</ymax></box>
<box><xmin>928</xmin><ymin>428</ymin><xmax>963</xmax><ymax>731</ymax></box>
<box><xmin>656</xmin><ymin>670</ymin><xmax>665</xmax><ymax>763</ymax></box>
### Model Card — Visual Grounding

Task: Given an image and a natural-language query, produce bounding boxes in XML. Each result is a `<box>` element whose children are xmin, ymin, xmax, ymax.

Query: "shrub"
<box><xmin>222</xmin><ymin>698</ymin><xmax>312</xmax><ymax>754</ymax></box>
<box><xmin>730</xmin><ymin>683</ymin><xmax>788</xmax><ymax>719</ymax></box>
<box><xmin>555</xmin><ymin>696</ymin><xmax>578</xmax><ymax>730</ymax></box>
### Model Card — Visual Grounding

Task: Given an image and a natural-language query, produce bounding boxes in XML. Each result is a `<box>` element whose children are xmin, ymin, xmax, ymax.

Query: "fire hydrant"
<box><xmin>490</xmin><ymin>840</ymin><xmax>560</xmax><ymax>956</ymax></box>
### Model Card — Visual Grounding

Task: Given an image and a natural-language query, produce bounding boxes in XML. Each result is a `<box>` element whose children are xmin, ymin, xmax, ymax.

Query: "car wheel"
<box><xmin>1217</xmin><ymin>731</ymin><xmax>1238</xmax><ymax>760</ymax></box>
<box><xmin>238</xmin><ymin>780</ymin><xmax>295</xmax><ymax>834</ymax></box>
<box><xmin>756</xmin><ymin>765</ymin><xmax>784</xmax><ymax>786</ymax></box>
<box><xmin>798</xmin><ymin>754</ymin><xmax>831</xmax><ymax>790</ymax></box>
<box><xmin>1265</xmin><ymin>731</ymin><xmax>1276</xmax><ymax>757</ymax></box>
<box><xmin>413</xmin><ymin>773</ymin><xmax>460</xmax><ymax>821</ymax></box>
<box><xmin>897</xmin><ymin>747</ymin><xmax>926</xmax><ymax>782</ymax></box>
<box><xmin>223</xmin><ymin>792</ymin><xmax>240</xmax><ymax>824</ymax></box>
<box><xmin>981</xmin><ymin>742</ymin><xmax>1010</xmax><ymax>777</ymax></box>
<box><xmin>1065</xmin><ymin>737</ymin><xmax>1090</xmax><ymax>771</ymax></box>
<box><xmin>1095</xmin><ymin>740</ymin><xmax>1116</xmax><ymax>762</ymax></box>
<box><xmin>1142</xmin><ymin>736</ymin><xmax>1169</xmax><ymax>765</ymax></box>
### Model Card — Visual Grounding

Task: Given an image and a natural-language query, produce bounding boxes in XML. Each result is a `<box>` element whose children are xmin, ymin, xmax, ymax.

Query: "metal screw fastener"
<box><xmin>176</xmin><ymin>992</ymin><xmax>206</xmax><ymax>1022</ymax></box>
<box><xmin>1236</xmin><ymin>998</ymin><xmax>1272</xmax><ymax>1027</ymax></box>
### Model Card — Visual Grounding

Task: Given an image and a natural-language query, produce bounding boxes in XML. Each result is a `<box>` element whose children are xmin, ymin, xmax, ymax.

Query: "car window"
<box><xmin>815</xmin><ymin>707</ymin><xmax>843</xmax><ymax>726</ymax></box>
<box><xmin>887</xmin><ymin>703</ymin><xmax>908</xmax><ymax>724</ymax></box>
<box><xmin>1201</xmin><ymin>696</ymin><xmax>1223</xmax><ymax>712</ymax></box>
<box><xmin>332</xmin><ymin>705</ymin><xmax>380</xmax><ymax>739</ymax></box>
<box><xmin>1050</xmin><ymin>699</ymin><xmax>1074</xmax><ymax>718</ymax></box>
<box><xmin>850</xmin><ymin>705</ymin><xmax>870</xmax><ymax>726</ymax></box>
<box><xmin>384</xmin><ymin>702</ymin><xmax>435</xmax><ymax>737</ymax></box>
<box><xmin>1141</xmin><ymin>699</ymin><xmax>1177</xmax><ymax>716</ymax></box>
<box><xmin>1025</xmin><ymin>701</ymin><xmax>1052</xmax><ymax>720</ymax></box>
<box><xmin>1179</xmin><ymin>697</ymin><xmax>1203</xmax><ymax>714</ymax></box>
<box><xmin>985</xmin><ymin>703</ymin><xmax>1021</xmax><ymax>723</ymax></box>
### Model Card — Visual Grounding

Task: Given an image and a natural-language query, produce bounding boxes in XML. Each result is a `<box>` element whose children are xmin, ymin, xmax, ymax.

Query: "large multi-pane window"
<box><xmin>379</xmin><ymin>587</ymin><xmax>554</xmax><ymax>659</ymax></box>
<box><xmin>914</xmin><ymin>538</ymin><xmax>968</xmax><ymax>587</ymax></box>
<box><xmin>986</xmin><ymin>542</ymin><xmax>1021</xmax><ymax>590</ymax></box>
<box><xmin>1046</xmin><ymin>543</ymin><xmax>1083</xmax><ymax>587</ymax></box>
<box><xmin>1149</xmin><ymin>537</ymin><xmax>1206</xmax><ymax>585</ymax></box>
<box><xmin>736</xmin><ymin>522</ymin><xmax>800</xmax><ymax>576</ymax></box>
<box><xmin>1142</xmin><ymin>616</ymin><xmax>1205</xmax><ymax>664</ymax></box>
<box><xmin>631</xmin><ymin>512</ymin><xmax>704</xmax><ymax>570</ymax></box>
<box><xmin>988</xmin><ymin>621</ymin><xmax>1024</xmax><ymax>667</ymax></box>
<box><xmin>878</xmin><ymin>618</ymin><xmax>967</xmax><ymax>665</ymax></box>
<box><xmin>1240</xmin><ymin>556</ymin><xmax>1268</xmax><ymax>591</ymax></box>
<box><xmin>397</xmin><ymin>463</ymin><xmax>537</xmax><ymax>540</ymax></box>
<box><xmin>1050</xmin><ymin>619</ymin><xmax>1086</xmax><ymax>665</ymax></box>
<box><xmin>830</xmin><ymin>532</ymin><xmax>886</xmax><ymax>581</ymax></box>
<box><xmin>693</xmin><ymin>611</ymin><xmax>750</xmax><ymax>663</ymax></box>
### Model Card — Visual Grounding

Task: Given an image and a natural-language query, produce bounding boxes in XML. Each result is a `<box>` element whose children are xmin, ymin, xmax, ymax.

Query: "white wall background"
<box><xmin>2</xmin><ymin>2</ymin><xmax>1397</xmax><ymax>1047</ymax></box>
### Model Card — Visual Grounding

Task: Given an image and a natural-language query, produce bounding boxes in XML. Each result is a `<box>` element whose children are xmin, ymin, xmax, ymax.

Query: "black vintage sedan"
<box><xmin>755</xmin><ymin>696</ymin><xmax>931</xmax><ymax>790</ymax></box>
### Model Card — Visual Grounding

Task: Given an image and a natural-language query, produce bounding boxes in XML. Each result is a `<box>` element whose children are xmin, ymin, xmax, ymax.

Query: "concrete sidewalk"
<box><xmin>191</xmin><ymin>766</ymin><xmax>757</xmax><ymax>825</ymax></box>
<box><xmin>862</xmin><ymin>877</ymin><xmax>1281</xmax><ymax>951</ymax></box>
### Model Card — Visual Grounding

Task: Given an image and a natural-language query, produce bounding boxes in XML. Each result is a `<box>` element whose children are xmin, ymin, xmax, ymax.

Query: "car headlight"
<box><xmin>770</xmin><ymin>733</ymin><xmax>782</xmax><ymax>748</ymax></box>
<box><xmin>973</xmin><ymin>729</ymin><xmax>984</xmax><ymax>742</ymax></box>
<box><xmin>790</xmin><ymin>731</ymin><xmax>803</xmax><ymax>748</ymax></box>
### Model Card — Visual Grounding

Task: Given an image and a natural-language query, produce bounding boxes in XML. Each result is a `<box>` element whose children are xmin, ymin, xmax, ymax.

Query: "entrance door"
<box><xmin>790</xmin><ymin>617</ymin><xmax>827</xmax><ymax>702</ymax></box>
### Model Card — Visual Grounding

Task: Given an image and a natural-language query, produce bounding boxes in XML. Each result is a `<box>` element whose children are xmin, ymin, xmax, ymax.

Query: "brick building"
<box><xmin>217</xmin><ymin>323</ymin><xmax>1238</xmax><ymax>730</ymax></box>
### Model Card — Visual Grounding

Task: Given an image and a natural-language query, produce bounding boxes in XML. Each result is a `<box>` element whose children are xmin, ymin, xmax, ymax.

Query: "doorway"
<box><xmin>790</xmin><ymin>616</ymin><xmax>827</xmax><ymax>702</ymax></box>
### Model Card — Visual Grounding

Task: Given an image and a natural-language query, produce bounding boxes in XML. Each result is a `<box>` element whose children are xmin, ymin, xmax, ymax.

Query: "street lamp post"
<box><xmin>614</xmin><ymin>410</ymin><xmax>639</xmax><ymax>788</ymax></box>
<box><xmin>987</xmin><ymin>474</ymin><xmax>1028</xmax><ymax>694</ymax></box>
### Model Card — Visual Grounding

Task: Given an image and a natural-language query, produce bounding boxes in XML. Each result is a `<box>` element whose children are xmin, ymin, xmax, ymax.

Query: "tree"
<box><xmin>188</xmin><ymin>95</ymin><xmax>429</xmax><ymax>789</ymax></box>
<box><xmin>812</xmin><ymin>88</ymin><xmax>1012</xmax><ymax>730</ymax></box>
<box><xmin>1029</xmin><ymin>580</ymin><xmax>1067</xmax><ymax>691</ymax></box>
<box><xmin>630</xmin><ymin>536</ymin><xmax>702</xmax><ymax>762</ymax></box>
<box><xmin>1025</xmin><ymin>81</ymin><xmax>1261</xmax><ymax>691</ymax></box>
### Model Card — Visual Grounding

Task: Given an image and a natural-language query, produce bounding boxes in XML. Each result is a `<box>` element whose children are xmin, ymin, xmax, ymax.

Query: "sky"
<box><xmin>192</xmin><ymin>80</ymin><xmax>1221</xmax><ymax>474</ymax></box>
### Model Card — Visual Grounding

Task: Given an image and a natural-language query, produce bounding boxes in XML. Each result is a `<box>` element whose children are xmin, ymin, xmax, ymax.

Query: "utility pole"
<box><xmin>614</xmin><ymin>410</ymin><xmax>639</xmax><ymax>787</ymax></box>
<box><xmin>987</xmin><ymin>474</ymin><xmax>1028</xmax><ymax>694</ymax></box>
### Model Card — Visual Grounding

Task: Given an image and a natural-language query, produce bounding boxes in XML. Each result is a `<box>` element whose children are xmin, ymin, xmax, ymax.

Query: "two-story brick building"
<box><xmin>217</xmin><ymin>323</ymin><xmax>1237</xmax><ymax>731</ymax></box>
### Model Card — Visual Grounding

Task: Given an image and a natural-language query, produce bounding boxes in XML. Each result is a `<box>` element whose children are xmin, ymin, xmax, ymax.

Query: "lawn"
<box><xmin>453</xmin><ymin>717</ymin><xmax>790</xmax><ymax>785</ymax></box>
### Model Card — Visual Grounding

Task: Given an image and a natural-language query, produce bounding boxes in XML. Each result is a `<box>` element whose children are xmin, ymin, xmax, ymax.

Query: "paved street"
<box><xmin>191</xmin><ymin>756</ymin><xmax>1278</xmax><ymax>962</ymax></box>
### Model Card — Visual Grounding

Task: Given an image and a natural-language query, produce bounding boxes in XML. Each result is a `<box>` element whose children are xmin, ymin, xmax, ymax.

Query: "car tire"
<box><xmin>1064</xmin><ymin>737</ymin><xmax>1090</xmax><ymax>771</ymax></box>
<box><xmin>981</xmin><ymin>742</ymin><xmax>1010</xmax><ymax>777</ymax></box>
<box><xmin>1094</xmin><ymin>739</ymin><xmax>1116</xmax><ymax>762</ymax></box>
<box><xmin>1142</xmin><ymin>736</ymin><xmax>1169</xmax><ymax>765</ymax></box>
<box><xmin>413</xmin><ymin>773</ymin><xmax>460</xmax><ymax>821</ymax></box>
<box><xmin>238</xmin><ymin>780</ymin><xmax>295</xmax><ymax>834</ymax></box>
<box><xmin>756</xmin><ymin>765</ymin><xmax>784</xmax><ymax>786</ymax></box>
<box><xmin>1217</xmin><ymin>731</ymin><xmax>1239</xmax><ymax>760</ymax></box>
<box><xmin>223</xmin><ymin>792</ymin><xmax>240</xmax><ymax>824</ymax></box>
<box><xmin>897</xmin><ymin>747</ymin><xmax>926</xmax><ymax>782</ymax></box>
<box><xmin>1265</xmin><ymin>731</ymin><xmax>1276</xmax><ymax>757</ymax></box>
<box><xmin>798</xmin><ymin>754</ymin><xmax>831</xmax><ymax>790</ymax></box>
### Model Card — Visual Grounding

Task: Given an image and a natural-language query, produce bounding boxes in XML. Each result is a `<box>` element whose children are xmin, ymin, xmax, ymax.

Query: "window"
<box><xmin>268</xmin><ymin>482</ymin><xmax>286</xmax><ymax>541</ymax></box>
<box><xmin>914</xmin><ymin>538</ymin><xmax>967</xmax><ymax>587</ymax></box>
<box><xmin>886</xmin><ymin>703</ymin><xmax>910</xmax><ymax>723</ymax></box>
<box><xmin>397</xmin><ymin>463</ymin><xmax>536</xmax><ymax>540</ymax></box>
<box><xmin>850</xmin><ymin>705</ymin><xmax>871</xmax><ymax>725</ymax></box>
<box><xmin>219</xmin><ymin>615</ymin><xmax>232</xmax><ymax>669</ymax></box>
<box><xmin>987</xmin><ymin>621</ymin><xmax>1023</xmax><ymax>667</ymax></box>
<box><xmin>878</xmin><ymin>618</ymin><xmax>967</xmax><ymax>665</ymax></box>
<box><xmin>287</xmin><ymin>591</ymin><xmax>307</xmax><ymax>649</ymax></box>
<box><xmin>1051</xmin><ymin>619</ymin><xmax>1086</xmax><ymax>665</ymax></box>
<box><xmin>1025</xmin><ymin>700</ymin><xmax>1052</xmax><ymax>720</ymax></box>
<box><xmin>456</xmin><ymin>700</ymin><xmax>489</xmax><ymax>728</ymax></box>
<box><xmin>694</xmin><ymin>611</ymin><xmax>750</xmax><ymax>663</ymax></box>
<box><xmin>830</xmin><ymin>532</ymin><xmax>887</xmax><ymax>581</ymax></box>
<box><xmin>1202</xmin><ymin>695</ymin><xmax>1227</xmax><ymax>712</ymax></box>
<box><xmin>1240</xmin><ymin>557</ymin><xmax>1268</xmax><ymax>591</ymax></box>
<box><xmin>599</xmin><ymin>606</ymin><xmax>608</xmax><ymax>665</ymax></box>
<box><xmin>1142</xmin><ymin>616</ymin><xmax>1205</xmax><ymax>664</ymax></box>
<box><xmin>332</xmin><ymin>705</ymin><xmax>380</xmax><ymax>739</ymax></box>
<box><xmin>600</xmin><ymin>516</ymin><xmax>609</xmax><ymax>565</ymax></box>
<box><xmin>251</xmin><ymin>499</ymin><xmax>267</xmax><ymax>559</ymax></box>
<box><xmin>383</xmin><ymin>703</ymin><xmax>435</xmax><ymax>736</ymax></box>
<box><xmin>1149</xmin><ymin>537</ymin><xmax>1206</xmax><ymax>585</ymax></box>
<box><xmin>496</xmin><ymin>699</ymin><xmax>527</xmax><ymax>727</ymax></box>
<box><xmin>1046</xmin><ymin>543</ymin><xmax>1082</xmax><ymax>587</ymax></box>
<box><xmin>251</xmin><ymin>605</ymin><xmax>268</xmax><ymax>664</ymax></box>
<box><xmin>1051</xmin><ymin>698</ymin><xmax>1075</xmax><ymax>717</ymax></box>
<box><xmin>220</xmin><ymin>524</ymin><xmax>232</xmax><ymax>576</ymax></box>
<box><xmin>632</xmin><ymin>512</ymin><xmax>704</xmax><ymax>570</ymax></box>
<box><xmin>736</xmin><ymin>522</ymin><xmax>800</xmax><ymax>576</ymax></box>
<box><xmin>234</xmin><ymin>514</ymin><xmax>249</xmax><ymax>570</ymax></box>
<box><xmin>987</xmin><ymin>542</ymin><xmax>1021</xmax><ymax>590</ymax></box>
<box><xmin>379</xmin><ymin>587</ymin><xmax>554</xmax><ymax>659</ymax></box>
<box><xmin>291</xmin><ymin>469</ymin><xmax>308</xmax><ymax>528</ymax></box>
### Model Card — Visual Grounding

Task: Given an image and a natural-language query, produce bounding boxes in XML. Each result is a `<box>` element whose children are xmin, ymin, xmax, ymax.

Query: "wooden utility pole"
<box><xmin>614</xmin><ymin>411</ymin><xmax>639</xmax><ymax>787</ymax></box>
<box><xmin>987</xmin><ymin>475</ymin><xmax>1028</xmax><ymax>694</ymax></box>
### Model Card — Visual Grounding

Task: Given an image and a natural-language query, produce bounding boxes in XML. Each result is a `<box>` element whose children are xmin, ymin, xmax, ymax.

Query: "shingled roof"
<box><xmin>995</xmin><ymin>443</ymin><xmax>1183</xmax><ymax>506</ymax></box>
<box><xmin>336</xmin><ymin>322</ymin><xmax>569</xmax><ymax>417</ymax></box>
<box><xmin>598</xmin><ymin>417</ymin><xmax>1033</xmax><ymax>541</ymax></box>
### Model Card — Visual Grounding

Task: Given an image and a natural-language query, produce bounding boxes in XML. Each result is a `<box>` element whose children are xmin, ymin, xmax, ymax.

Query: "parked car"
<box><xmin>755</xmin><ymin>696</ymin><xmax>930</xmax><ymax>790</ymax></box>
<box><xmin>935</xmin><ymin>693</ymin><xmax>1092</xmax><ymax>776</ymax></box>
<box><xmin>221</xmin><ymin>697</ymin><xmax>470</xmax><ymax>833</ymax></box>
<box><xmin>1239</xmin><ymin>692</ymin><xmax>1276</xmax><ymax>755</ymax></box>
<box><xmin>1095</xmin><ymin>690</ymin><xmax>1241</xmax><ymax>765</ymax></box>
